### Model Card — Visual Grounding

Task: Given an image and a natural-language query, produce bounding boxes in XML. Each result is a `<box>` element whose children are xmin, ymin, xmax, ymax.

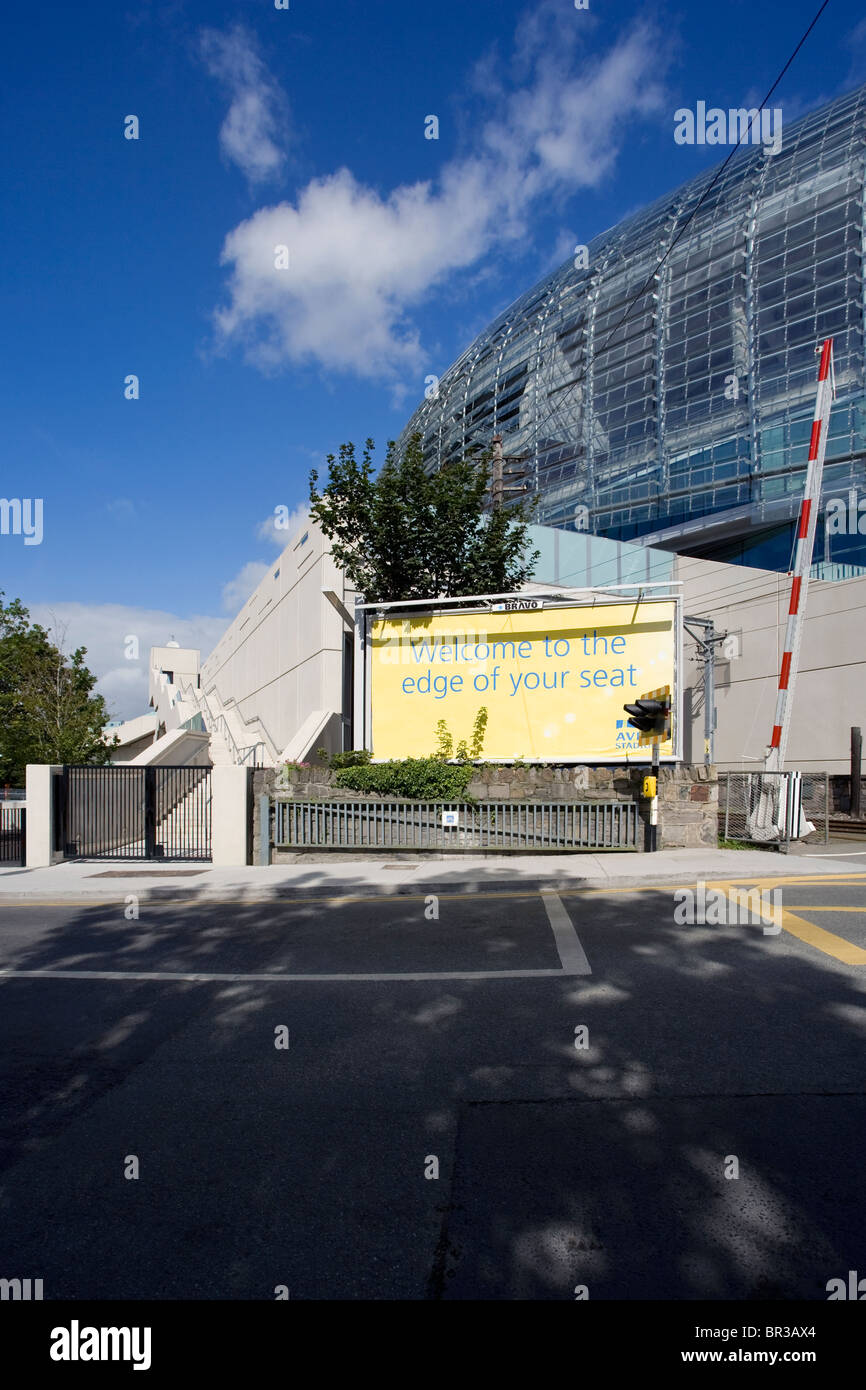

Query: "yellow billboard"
<box><xmin>369</xmin><ymin>599</ymin><xmax>678</xmax><ymax>762</ymax></box>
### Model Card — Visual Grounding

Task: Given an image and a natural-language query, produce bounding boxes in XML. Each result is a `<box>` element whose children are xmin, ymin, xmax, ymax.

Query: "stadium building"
<box><xmin>396</xmin><ymin>83</ymin><xmax>866</xmax><ymax>580</ymax></box>
<box><xmin>109</xmin><ymin>86</ymin><xmax>866</xmax><ymax>780</ymax></box>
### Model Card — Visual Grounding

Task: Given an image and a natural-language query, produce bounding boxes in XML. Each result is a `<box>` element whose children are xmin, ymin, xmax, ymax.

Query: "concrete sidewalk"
<box><xmin>2</xmin><ymin>846</ymin><xmax>865</xmax><ymax>902</ymax></box>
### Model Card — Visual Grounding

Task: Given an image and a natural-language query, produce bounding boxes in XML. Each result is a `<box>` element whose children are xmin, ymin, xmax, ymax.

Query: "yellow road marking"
<box><xmin>774</xmin><ymin>908</ymin><xmax>866</xmax><ymax>965</ymax></box>
<box><xmin>695</xmin><ymin>884</ymin><xmax>866</xmax><ymax>964</ymax></box>
<box><xmin>718</xmin><ymin>874</ymin><xmax>866</xmax><ymax>888</ymax></box>
<box><xmin>708</xmin><ymin>882</ymin><xmax>866</xmax><ymax>962</ymax></box>
<box><xmin>785</xmin><ymin>905</ymin><xmax>866</xmax><ymax>913</ymax></box>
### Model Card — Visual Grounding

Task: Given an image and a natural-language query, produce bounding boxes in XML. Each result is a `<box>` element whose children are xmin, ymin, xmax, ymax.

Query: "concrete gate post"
<box><xmin>25</xmin><ymin>764</ymin><xmax>63</xmax><ymax>867</ymax></box>
<box><xmin>211</xmin><ymin>765</ymin><xmax>249</xmax><ymax>866</ymax></box>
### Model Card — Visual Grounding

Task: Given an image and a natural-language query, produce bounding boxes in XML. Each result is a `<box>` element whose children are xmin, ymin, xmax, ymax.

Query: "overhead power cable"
<box><xmin>588</xmin><ymin>0</ymin><xmax>833</xmax><ymax>373</ymax></box>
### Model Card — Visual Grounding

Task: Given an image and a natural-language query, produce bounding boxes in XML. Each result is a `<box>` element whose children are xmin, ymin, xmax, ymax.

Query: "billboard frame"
<box><xmin>355</xmin><ymin>585</ymin><xmax>683</xmax><ymax>765</ymax></box>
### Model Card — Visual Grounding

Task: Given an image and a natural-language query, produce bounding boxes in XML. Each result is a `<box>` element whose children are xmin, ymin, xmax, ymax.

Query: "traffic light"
<box><xmin>623</xmin><ymin>686</ymin><xmax>672</xmax><ymax>746</ymax></box>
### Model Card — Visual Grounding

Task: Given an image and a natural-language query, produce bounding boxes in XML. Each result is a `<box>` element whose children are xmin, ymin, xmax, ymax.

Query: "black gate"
<box><xmin>63</xmin><ymin>765</ymin><xmax>212</xmax><ymax>861</ymax></box>
<box><xmin>0</xmin><ymin>804</ymin><xmax>26</xmax><ymax>864</ymax></box>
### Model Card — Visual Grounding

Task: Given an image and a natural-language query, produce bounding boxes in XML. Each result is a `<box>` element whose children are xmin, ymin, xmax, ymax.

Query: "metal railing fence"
<box><xmin>273</xmin><ymin>799</ymin><xmax>640</xmax><ymax>851</ymax></box>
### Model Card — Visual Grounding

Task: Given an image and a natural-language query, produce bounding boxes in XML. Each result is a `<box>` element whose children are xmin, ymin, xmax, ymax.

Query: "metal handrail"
<box><xmin>173</xmin><ymin>676</ymin><xmax>271</xmax><ymax>767</ymax></box>
<box><xmin>219</xmin><ymin>699</ymin><xmax>281</xmax><ymax>764</ymax></box>
<box><xmin>205</xmin><ymin>692</ymin><xmax>279</xmax><ymax>764</ymax></box>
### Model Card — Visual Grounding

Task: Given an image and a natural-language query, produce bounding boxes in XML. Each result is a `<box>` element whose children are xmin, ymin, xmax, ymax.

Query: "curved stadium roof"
<box><xmin>396</xmin><ymin>84</ymin><xmax>866</xmax><ymax>575</ymax></box>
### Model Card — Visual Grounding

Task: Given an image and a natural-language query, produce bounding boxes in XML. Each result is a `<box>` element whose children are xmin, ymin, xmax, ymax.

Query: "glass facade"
<box><xmin>396</xmin><ymin>85</ymin><xmax>866</xmax><ymax>576</ymax></box>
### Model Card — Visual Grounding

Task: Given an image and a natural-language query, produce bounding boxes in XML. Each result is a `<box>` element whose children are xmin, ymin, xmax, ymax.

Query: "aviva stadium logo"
<box><xmin>615</xmin><ymin>719</ymin><xmax>639</xmax><ymax>749</ymax></box>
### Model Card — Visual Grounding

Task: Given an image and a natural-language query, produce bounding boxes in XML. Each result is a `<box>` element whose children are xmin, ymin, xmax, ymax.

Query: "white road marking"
<box><xmin>541</xmin><ymin>891</ymin><xmax>592</xmax><ymax>975</ymax></box>
<box><xmin>801</xmin><ymin>852</ymin><xmax>866</xmax><ymax>858</ymax></box>
<box><xmin>0</xmin><ymin>889</ymin><xmax>593</xmax><ymax>982</ymax></box>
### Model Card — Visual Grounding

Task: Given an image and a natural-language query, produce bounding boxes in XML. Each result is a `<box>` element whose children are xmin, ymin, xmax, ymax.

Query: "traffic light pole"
<box><xmin>650</xmin><ymin>742</ymin><xmax>660</xmax><ymax>852</ymax></box>
<box><xmin>623</xmin><ymin>692</ymin><xmax>669</xmax><ymax>853</ymax></box>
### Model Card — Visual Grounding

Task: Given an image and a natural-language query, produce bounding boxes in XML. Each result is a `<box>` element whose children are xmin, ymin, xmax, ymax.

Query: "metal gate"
<box><xmin>62</xmin><ymin>765</ymin><xmax>212</xmax><ymax>861</ymax></box>
<box><xmin>0</xmin><ymin>804</ymin><xmax>26</xmax><ymax>864</ymax></box>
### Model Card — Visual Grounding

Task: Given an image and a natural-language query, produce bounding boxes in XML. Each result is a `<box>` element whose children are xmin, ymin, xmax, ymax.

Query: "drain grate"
<box><xmin>86</xmin><ymin>869</ymin><xmax>210</xmax><ymax>878</ymax></box>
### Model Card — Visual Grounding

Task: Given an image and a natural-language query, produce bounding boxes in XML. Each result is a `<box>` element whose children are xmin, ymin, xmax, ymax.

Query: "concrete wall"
<box><xmin>106</xmin><ymin>713</ymin><xmax>159</xmax><ymax>762</ymax></box>
<box><xmin>129</xmin><ymin>728</ymin><xmax>211</xmax><ymax>767</ymax></box>
<box><xmin>200</xmin><ymin>519</ymin><xmax>357</xmax><ymax>761</ymax></box>
<box><xmin>149</xmin><ymin>646</ymin><xmax>199</xmax><ymax>712</ymax></box>
<box><xmin>677</xmin><ymin>556</ymin><xmax>866</xmax><ymax>773</ymax></box>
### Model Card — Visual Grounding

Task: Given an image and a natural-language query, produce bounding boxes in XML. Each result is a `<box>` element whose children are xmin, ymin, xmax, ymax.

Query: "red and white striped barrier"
<box><xmin>765</xmin><ymin>337</ymin><xmax>834</xmax><ymax>772</ymax></box>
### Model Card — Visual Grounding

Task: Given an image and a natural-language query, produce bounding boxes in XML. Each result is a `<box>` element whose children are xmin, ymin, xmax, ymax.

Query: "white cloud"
<box><xmin>221</xmin><ymin>561</ymin><xmax>270</xmax><ymax>614</ymax></box>
<box><xmin>211</xmin><ymin>10</ymin><xmax>668</xmax><ymax>384</ymax></box>
<box><xmin>27</xmin><ymin>603</ymin><xmax>229</xmax><ymax>724</ymax></box>
<box><xmin>200</xmin><ymin>24</ymin><xmax>288</xmax><ymax>184</ymax></box>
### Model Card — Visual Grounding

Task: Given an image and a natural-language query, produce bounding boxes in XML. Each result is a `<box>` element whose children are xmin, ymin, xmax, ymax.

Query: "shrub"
<box><xmin>434</xmin><ymin>719</ymin><xmax>453</xmax><ymax>760</ymax></box>
<box><xmin>470</xmin><ymin>707</ymin><xmax>488</xmax><ymax>759</ymax></box>
<box><xmin>433</xmin><ymin>706</ymin><xmax>488</xmax><ymax>764</ymax></box>
<box><xmin>333</xmin><ymin>756</ymin><xmax>475</xmax><ymax>801</ymax></box>
<box><xmin>329</xmin><ymin>748</ymin><xmax>372</xmax><ymax>770</ymax></box>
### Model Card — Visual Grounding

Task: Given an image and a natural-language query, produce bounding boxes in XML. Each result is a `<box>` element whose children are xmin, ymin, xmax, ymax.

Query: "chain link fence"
<box><xmin>719</xmin><ymin>771</ymin><xmax>829</xmax><ymax>851</ymax></box>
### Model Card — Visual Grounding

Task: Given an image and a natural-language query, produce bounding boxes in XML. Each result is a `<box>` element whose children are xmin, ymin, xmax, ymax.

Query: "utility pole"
<box><xmin>852</xmin><ymin>726</ymin><xmax>862</xmax><ymax>819</ymax></box>
<box><xmin>489</xmin><ymin>433</ymin><xmax>529</xmax><ymax>511</ymax></box>
<box><xmin>491</xmin><ymin>434</ymin><xmax>503</xmax><ymax>510</ymax></box>
<box><xmin>684</xmin><ymin>617</ymin><xmax>728</xmax><ymax>766</ymax></box>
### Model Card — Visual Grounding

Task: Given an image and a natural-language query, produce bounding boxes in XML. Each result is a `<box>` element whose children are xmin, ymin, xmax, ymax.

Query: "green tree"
<box><xmin>0</xmin><ymin>593</ymin><xmax>116</xmax><ymax>785</ymax></box>
<box><xmin>309</xmin><ymin>433</ymin><xmax>539</xmax><ymax>602</ymax></box>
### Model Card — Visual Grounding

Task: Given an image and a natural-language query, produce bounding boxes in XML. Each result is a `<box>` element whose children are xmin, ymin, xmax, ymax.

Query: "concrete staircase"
<box><xmin>206</xmin><ymin>726</ymin><xmax>235</xmax><ymax>766</ymax></box>
<box><xmin>166</xmin><ymin>674</ymin><xmax>279</xmax><ymax>767</ymax></box>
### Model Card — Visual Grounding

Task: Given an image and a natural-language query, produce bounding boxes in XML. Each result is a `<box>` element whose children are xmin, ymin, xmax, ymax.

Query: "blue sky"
<box><xmin>2</xmin><ymin>0</ymin><xmax>865</xmax><ymax>718</ymax></box>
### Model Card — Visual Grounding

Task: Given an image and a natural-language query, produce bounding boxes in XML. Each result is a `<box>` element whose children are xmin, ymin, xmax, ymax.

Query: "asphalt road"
<box><xmin>0</xmin><ymin>871</ymin><xmax>864</xmax><ymax>1300</ymax></box>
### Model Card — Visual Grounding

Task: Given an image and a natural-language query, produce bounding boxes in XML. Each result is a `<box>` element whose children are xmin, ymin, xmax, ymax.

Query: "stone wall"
<box><xmin>656</xmin><ymin>763</ymin><xmax>718</xmax><ymax>849</ymax></box>
<box><xmin>253</xmin><ymin>762</ymin><xmax>718</xmax><ymax>855</ymax></box>
<box><xmin>828</xmin><ymin>774</ymin><xmax>866</xmax><ymax>815</ymax></box>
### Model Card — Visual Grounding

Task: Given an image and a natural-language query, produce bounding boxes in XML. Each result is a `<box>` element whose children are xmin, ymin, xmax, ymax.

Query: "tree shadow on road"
<box><xmin>0</xmin><ymin>868</ymin><xmax>863</xmax><ymax>1299</ymax></box>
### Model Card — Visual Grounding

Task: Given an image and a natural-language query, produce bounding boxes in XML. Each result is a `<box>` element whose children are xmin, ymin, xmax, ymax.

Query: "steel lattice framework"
<box><xmin>396</xmin><ymin>84</ymin><xmax>866</xmax><ymax>577</ymax></box>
